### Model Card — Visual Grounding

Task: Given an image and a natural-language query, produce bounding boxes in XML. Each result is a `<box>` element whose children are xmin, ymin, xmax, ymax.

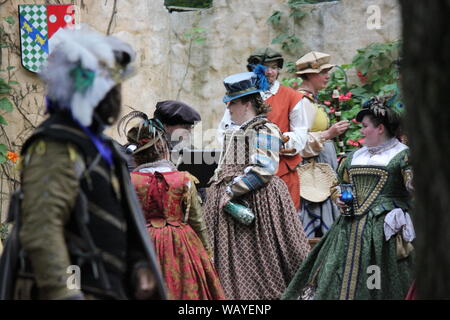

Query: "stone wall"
<box><xmin>0</xmin><ymin>0</ymin><xmax>401</xmax><ymax>218</ymax></box>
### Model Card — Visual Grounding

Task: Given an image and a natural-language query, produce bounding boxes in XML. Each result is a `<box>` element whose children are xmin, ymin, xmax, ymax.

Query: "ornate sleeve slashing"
<box><xmin>226</xmin><ymin>122</ymin><xmax>282</xmax><ymax>199</ymax></box>
<box><xmin>300</xmin><ymin>131</ymin><xmax>327</xmax><ymax>158</ymax></box>
<box><xmin>400</xmin><ymin>151</ymin><xmax>414</xmax><ymax>193</ymax></box>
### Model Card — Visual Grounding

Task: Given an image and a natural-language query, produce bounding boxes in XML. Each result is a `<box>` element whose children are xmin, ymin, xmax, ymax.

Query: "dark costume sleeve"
<box><xmin>19</xmin><ymin>139</ymin><xmax>85</xmax><ymax>299</ymax></box>
<box><xmin>185</xmin><ymin>174</ymin><xmax>213</xmax><ymax>257</ymax></box>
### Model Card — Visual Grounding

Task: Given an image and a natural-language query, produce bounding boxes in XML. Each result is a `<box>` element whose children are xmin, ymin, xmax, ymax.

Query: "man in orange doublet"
<box><xmin>218</xmin><ymin>48</ymin><xmax>308</xmax><ymax>210</ymax></box>
<box><xmin>265</xmin><ymin>82</ymin><xmax>305</xmax><ymax>210</ymax></box>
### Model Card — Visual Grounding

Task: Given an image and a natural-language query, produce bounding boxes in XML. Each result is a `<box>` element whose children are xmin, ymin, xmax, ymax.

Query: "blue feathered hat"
<box><xmin>222</xmin><ymin>67</ymin><xmax>270</xmax><ymax>103</ymax></box>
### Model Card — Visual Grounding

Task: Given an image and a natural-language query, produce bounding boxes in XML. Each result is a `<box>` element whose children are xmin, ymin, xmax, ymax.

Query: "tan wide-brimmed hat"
<box><xmin>295</xmin><ymin>51</ymin><xmax>335</xmax><ymax>75</ymax></box>
<box><xmin>297</xmin><ymin>161</ymin><xmax>337</xmax><ymax>203</ymax></box>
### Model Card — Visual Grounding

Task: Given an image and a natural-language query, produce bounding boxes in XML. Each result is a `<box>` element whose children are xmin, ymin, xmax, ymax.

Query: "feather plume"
<box><xmin>117</xmin><ymin>110</ymin><xmax>149</xmax><ymax>137</ymax></box>
<box><xmin>39</xmin><ymin>24</ymin><xmax>136</xmax><ymax>127</ymax></box>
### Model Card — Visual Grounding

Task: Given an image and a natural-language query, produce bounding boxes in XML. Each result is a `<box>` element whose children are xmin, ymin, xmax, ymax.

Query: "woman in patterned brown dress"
<box><xmin>204</xmin><ymin>71</ymin><xmax>311</xmax><ymax>299</ymax></box>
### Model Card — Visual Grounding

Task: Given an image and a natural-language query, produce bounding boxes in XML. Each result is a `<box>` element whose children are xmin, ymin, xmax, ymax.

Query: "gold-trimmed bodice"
<box><xmin>349</xmin><ymin>167</ymin><xmax>389</xmax><ymax>216</ymax></box>
<box><xmin>339</xmin><ymin>148</ymin><xmax>412</xmax><ymax>217</ymax></box>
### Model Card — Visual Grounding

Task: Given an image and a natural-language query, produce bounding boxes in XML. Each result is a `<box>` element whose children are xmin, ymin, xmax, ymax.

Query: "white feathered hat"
<box><xmin>40</xmin><ymin>24</ymin><xmax>136</xmax><ymax>127</ymax></box>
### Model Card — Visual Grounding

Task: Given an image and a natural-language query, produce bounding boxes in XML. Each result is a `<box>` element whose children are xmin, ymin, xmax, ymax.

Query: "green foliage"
<box><xmin>268</xmin><ymin>1</ymin><xmax>337</xmax><ymax>63</ymax></box>
<box><xmin>0</xmin><ymin>96</ymin><xmax>13</xmax><ymax>130</ymax></box>
<box><xmin>4</xmin><ymin>16</ymin><xmax>15</xmax><ymax>25</ymax></box>
<box><xmin>351</xmin><ymin>41</ymin><xmax>401</xmax><ymax>99</ymax></box>
<box><xmin>281</xmin><ymin>40</ymin><xmax>403</xmax><ymax>155</ymax></box>
<box><xmin>0</xmin><ymin>78</ymin><xmax>12</xmax><ymax>94</ymax></box>
<box><xmin>267</xmin><ymin>11</ymin><xmax>283</xmax><ymax>25</ymax></box>
<box><xmin>0</xmin><ymin>97</ymin><xmax>14</xmax><ymax>113</ymax></box>
<box><xmin>177</xmin><ymin>26</ymin><xmax>207</xmax><ymax>99</ymax></box>
<box><xmin>0</xmin><ymin>144</ymin><xmax>7</xmax><ymax>154</ymax></box>
<box><xmin>267</xmin><ymin>1</ymin><xmax>313</xmax><ymax>53</ymax></box>
<box><xmin>284</xmin><ymin>61</ymin><xmax>297</xmax><ymax>74</ymax></box>
<box><xmin>0</xmin><ymin>66</ymin><xmax>17</xmax><ymax>163</ymax></box>
<box><xmin>288</xmin><ymin>0</ymin><xmax>320</xmax><ymax>8</ymax></box>
<box><xmin>184</xmin><ymin>27</ymin><xmax>207</xmax><ymax>44</ymax></box>
<box><xmin>281</xmin><ymin>77</ymin><xmax>301</xmax><ymax>89</ymax></box>
<box><xmin>1</xmin><ymin>18</ymin><xmax>20</xmax><ymax>238</ymax></box>
<box><xmin>0</xmin><ymin>143</ymin><xmax>7</xmax><ymax>164</ymax></box>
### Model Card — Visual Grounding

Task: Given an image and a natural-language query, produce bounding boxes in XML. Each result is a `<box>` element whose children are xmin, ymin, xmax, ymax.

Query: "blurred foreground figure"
<box><xmin>0</xmin><ymin>25</ymin><xmax>166</xmax><ymax>300</ymax></box>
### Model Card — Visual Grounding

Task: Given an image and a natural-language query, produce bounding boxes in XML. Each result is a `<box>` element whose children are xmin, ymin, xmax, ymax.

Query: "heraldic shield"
<box><xmin>19</xmin><ymin>4</ymin><xmax>77</xmax><ymax>73</ymax></box>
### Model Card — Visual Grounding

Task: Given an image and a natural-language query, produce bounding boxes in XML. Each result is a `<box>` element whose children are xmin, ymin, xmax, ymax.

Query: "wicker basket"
<box><xmin>308</xmin><ymin>237</ymin><xmax>321</xmax><ymax>249</ymax></box>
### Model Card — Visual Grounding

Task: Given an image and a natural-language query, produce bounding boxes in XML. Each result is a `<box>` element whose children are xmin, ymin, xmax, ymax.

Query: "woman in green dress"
<box><xmin>282</xmin><ymin>95</ymin><xmax>415</xmax><ymax>300</ymax></box>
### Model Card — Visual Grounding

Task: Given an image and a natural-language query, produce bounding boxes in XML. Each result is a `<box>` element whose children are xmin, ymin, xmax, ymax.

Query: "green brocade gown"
<box><xmin>282</xmin><ymin>147</ymin><xmax>414</xmax><ymax>300</ymax></box>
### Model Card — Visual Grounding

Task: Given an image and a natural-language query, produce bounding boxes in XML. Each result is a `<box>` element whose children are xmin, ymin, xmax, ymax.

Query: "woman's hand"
<box><xmin>219</xmin><ymin>193</ymin><xmax>232</xmax><ymax>211</ymax></box>
<box><xmin>207</xmin><ymin>248</ymin><xmax>214</xmax><ymax>264</ymax></box>
<box><xmin>335</xmin><ymin>198</ymin><xmax>347</xmax><ymax>209</ymax></box>
<box><xmin>280</xmin><ymin>134</ymin><xmax>297</xmax><ymax>155</ymax></box>
<box><xmin>322</xmin><ymin>120</ymin><xmax>350</xmax><ymax>140</ymax></box>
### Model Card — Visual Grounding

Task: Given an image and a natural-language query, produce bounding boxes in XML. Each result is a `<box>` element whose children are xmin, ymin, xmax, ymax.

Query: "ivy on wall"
<box><xmin>177</xmin><ymin>26</ymin><xmax>207</xmax><ymax>99</ymax></box>
<box><xmin>268</xmin><ymin>0</ymin><xmax>338</xmax><ymax>72</ymax></box>
<box><xmin>267</xmin><ymin>2</ymin><xmax>402</xmax><ymax>156</ymax></box>
<box><xmin>1</xmin><ymin>14</ymin><xmax>42</xmax><ymax>241</ymax></box>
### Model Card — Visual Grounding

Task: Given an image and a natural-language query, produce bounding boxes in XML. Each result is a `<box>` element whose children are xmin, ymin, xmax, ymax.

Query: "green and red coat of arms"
<box><xmin>19</xmin><ymin>4</ymin><xmax>77</xmax><ymax>73</ymax></box>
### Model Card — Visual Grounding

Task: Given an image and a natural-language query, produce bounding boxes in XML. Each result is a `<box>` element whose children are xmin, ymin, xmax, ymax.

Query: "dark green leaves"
<box><xmin>0</xmin><ymin>97</ymin><xmax>13</xmax><ymax>113</ymax></box>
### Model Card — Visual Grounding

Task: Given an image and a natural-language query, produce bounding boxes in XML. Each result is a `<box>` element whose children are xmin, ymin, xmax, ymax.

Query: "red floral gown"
<box><xmin>131</xmin><ymin>163</ymin><xmax>225</xmax><ymax>300</ymax></box>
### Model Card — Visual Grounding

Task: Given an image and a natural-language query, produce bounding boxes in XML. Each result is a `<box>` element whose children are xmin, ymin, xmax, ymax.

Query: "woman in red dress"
<box><xmin>119</xmin><ymin>111</ymin><xmax>225</xmax><ymax>300</ymax></box>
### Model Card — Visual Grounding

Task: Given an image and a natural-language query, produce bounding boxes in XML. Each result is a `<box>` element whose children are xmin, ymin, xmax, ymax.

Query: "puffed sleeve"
<box><xmin>300</xmin><ymin>132</ymin><xmax>327</xmax><ymax>158</ymax></box>
<box><xmin>298</xmin><ymin>98</ymin><xmax>327</xmax><ymax>158</ymax></box>
<box><xmin>400</xmin><ymin>150</ymin><xmax>414</xmax><ymax>193</ymax></box>
<box><xmin>330</xmin><ymin>155</ymin><xmax>350</xmax><ymax>203</ymax></box>
<box><xmin>184</xmin><ymin>174</ymin><xmax>213</xmax><ymax>257</ymax></box>
<box><xmin>19</xmin><ymin>139</ymin><xmax>85</xmax><ymax>300</ymax></box>
<box><xmin>282</xmin><ymin>99</ymin><xmax>309</xmax><ymax>156</ymax></box>
<box><xmin>226</xmin><ymin>122</ymin><xmax>282</xmax><ymax>198</ymax></box>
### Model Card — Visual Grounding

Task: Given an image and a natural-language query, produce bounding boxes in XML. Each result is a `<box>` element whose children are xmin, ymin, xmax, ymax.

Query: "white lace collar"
<box><xmin>351</xmin><ymin>139</ymin><xmax>407</xmax><ymax>166</ymax></box>
<box><xmin>134</xmin><ymin>159</ymin><xmax>176</xmax><ymax>173</ymax></box>
<box><xmin>366</xmin><ymin>138</ymin><xmax>399</xmax><ymax>155</ymax></box>
<box><xmin>260</xmin><ymin>80</ymin><xmax>279</xmax><ymax>100</ymax></box>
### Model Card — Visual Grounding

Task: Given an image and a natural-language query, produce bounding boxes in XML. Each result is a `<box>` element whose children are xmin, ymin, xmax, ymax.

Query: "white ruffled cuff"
<box><xmin>384</xmin><ymin>208</ymin><xmax>416</xmax><ymax>242</ymax></box>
